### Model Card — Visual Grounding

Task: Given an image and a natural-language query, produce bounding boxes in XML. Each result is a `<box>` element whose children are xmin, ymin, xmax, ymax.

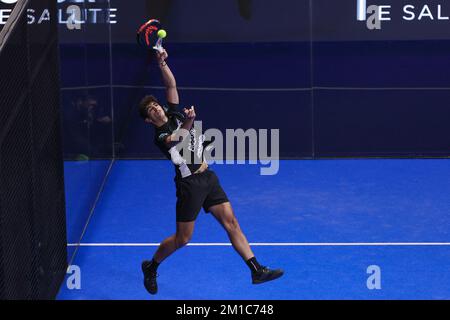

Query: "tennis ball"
<box><xmin>157</xmin><ymin>29</ymin><xmax>167</xmax><ymax>39</ymax></box>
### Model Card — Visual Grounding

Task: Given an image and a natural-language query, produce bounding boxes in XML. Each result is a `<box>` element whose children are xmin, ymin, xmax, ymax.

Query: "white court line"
<box><xmin>67</xmin><ymin>242</ymin><xmax>450</xmax><ymax>247</ymax></box>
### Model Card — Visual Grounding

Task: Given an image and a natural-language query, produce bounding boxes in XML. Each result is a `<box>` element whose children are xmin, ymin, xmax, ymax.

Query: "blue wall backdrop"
<box><xmin>56</xmin><ymin>0</ymin><xmax>450</xmax><ymax>160</ymax></box>
<box><xmin>312</xmin><ymin>0</ymin><xmax>450</xmax><ymax>156</ymax></box>
<box><xmin>56</xmin><ymin>0</ymin><xmax>450</xmax><ymax>161</ymax></box>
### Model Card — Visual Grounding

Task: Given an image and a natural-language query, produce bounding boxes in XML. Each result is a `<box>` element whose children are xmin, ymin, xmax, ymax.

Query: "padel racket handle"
<box><xmin>153</xmin><ymin>38</ymin><xmax>164</xmax><ymax>53</ymax></box>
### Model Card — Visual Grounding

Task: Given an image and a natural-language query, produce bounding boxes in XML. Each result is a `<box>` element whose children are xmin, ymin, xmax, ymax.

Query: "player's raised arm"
<box><xmin>156</xmin><ymin>49</ymin><xmax>179</xmax><ymax>105</ymax></box>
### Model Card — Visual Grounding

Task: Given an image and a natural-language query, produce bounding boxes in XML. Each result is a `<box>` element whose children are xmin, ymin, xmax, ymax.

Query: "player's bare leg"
<box><xmin>208</xmin><ymin>202</ymin><xmax>284</xmax><ymax>284</ymax></box>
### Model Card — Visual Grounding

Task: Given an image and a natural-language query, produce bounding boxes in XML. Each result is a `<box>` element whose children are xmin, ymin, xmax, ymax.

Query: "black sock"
<box><xmin>145</xmin><ymin>258</ymin><xmax>160</xmax><ymax>273</ymax></box>
<box><xmin>246</xmin><ymin>257</ymin><xmax>262</xmax><ymax>273</ymax></box>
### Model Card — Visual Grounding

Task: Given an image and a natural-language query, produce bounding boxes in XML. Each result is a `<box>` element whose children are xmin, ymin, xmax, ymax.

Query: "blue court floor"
<box><xmin>58</xmin><ymin>159</ymin><xmax>450</xmax><ymax>300</ymax></box>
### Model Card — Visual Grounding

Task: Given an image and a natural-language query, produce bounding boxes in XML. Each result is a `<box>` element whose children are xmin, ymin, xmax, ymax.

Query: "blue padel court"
<box><xmin>58</xmin><ymin>159</ymin><xmax>450</xmax><ymax>300</ymax></box>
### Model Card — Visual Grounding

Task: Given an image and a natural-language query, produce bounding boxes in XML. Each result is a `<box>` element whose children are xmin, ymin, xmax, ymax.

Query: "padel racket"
<box><xmin>136</xmin><ymin>18</ymin><xmax>165</xmax><ymax>53</ymax></box>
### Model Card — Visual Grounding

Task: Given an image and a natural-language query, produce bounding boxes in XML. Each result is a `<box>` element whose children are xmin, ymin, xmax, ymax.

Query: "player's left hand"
<box><xmin>183</xmin><ymin>106</ymin><xmax>196</xmax><ymax>120</ymax></box>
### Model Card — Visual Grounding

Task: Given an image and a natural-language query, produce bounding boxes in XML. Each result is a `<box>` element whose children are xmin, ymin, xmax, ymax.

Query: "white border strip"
<box><xmin>68</xmin><ymin>242</ymin><xmax>450</xmax><ymax>247</ymax></box>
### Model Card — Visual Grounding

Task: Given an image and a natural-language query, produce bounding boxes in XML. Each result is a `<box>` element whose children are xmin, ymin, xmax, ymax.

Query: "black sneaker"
<box><xmin>252</xmin><ymin>266</ymin><xmax>284</xmax><ymax>284</ymax></box>
<box><xmin>141</xmin><ymin>260</ymin><xmax>158</xmax><ymax>295</ymax></box>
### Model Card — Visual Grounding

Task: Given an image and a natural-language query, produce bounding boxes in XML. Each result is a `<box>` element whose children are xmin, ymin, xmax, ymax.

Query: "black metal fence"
<box><xmin>0</xmin><ymin>0</ymin><xmax>67</xmax><ymax>299</ymax></box>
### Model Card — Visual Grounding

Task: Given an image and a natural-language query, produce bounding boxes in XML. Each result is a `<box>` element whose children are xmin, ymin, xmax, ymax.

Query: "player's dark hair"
<box><xmin>139</xmin><ymin>95</ymin><xmax>159</xmax><ymax>119</ymax></box>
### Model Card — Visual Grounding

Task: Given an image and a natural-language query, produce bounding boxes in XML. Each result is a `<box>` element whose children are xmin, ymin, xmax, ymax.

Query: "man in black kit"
<box><xmin>138</xmin><ymin>49</ymin><xmax>283</xmax><ymax>295</ymax></box>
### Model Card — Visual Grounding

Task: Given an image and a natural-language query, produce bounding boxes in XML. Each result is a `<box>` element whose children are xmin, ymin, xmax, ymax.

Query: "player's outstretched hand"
<box><xmin>183</xmin><ymin>106</ymin><xmax>196</xmax><ymax>120</ymax></box>
<box><xmin>156</xmin><ymin>49</ymin><xmax>168</xmax><ymax>63</ymax></box>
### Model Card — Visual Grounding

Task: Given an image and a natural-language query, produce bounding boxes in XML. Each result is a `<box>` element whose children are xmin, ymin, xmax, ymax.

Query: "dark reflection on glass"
<box><xmin>58</xmin><ymin>0</ymin><xmax>114</xmax><ymax>261</ymax></box>
<box><xmin>62</xmin><ymin>91</ymin><xmax>112</xmax><ymax>160</ymax></box>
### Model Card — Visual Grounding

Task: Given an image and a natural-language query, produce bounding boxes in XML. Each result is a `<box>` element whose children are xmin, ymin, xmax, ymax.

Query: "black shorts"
<box><xmin>175</xmin><ymin>170</ymin><xmax>229</xmax><ymax>222</ymax></box>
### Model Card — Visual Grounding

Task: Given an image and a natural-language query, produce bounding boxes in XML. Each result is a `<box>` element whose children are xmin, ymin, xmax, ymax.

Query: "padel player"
<box><xmin>139</xmin><ymin>49</ymin><xmax>284</xmax><ymax>295</ymax></box>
